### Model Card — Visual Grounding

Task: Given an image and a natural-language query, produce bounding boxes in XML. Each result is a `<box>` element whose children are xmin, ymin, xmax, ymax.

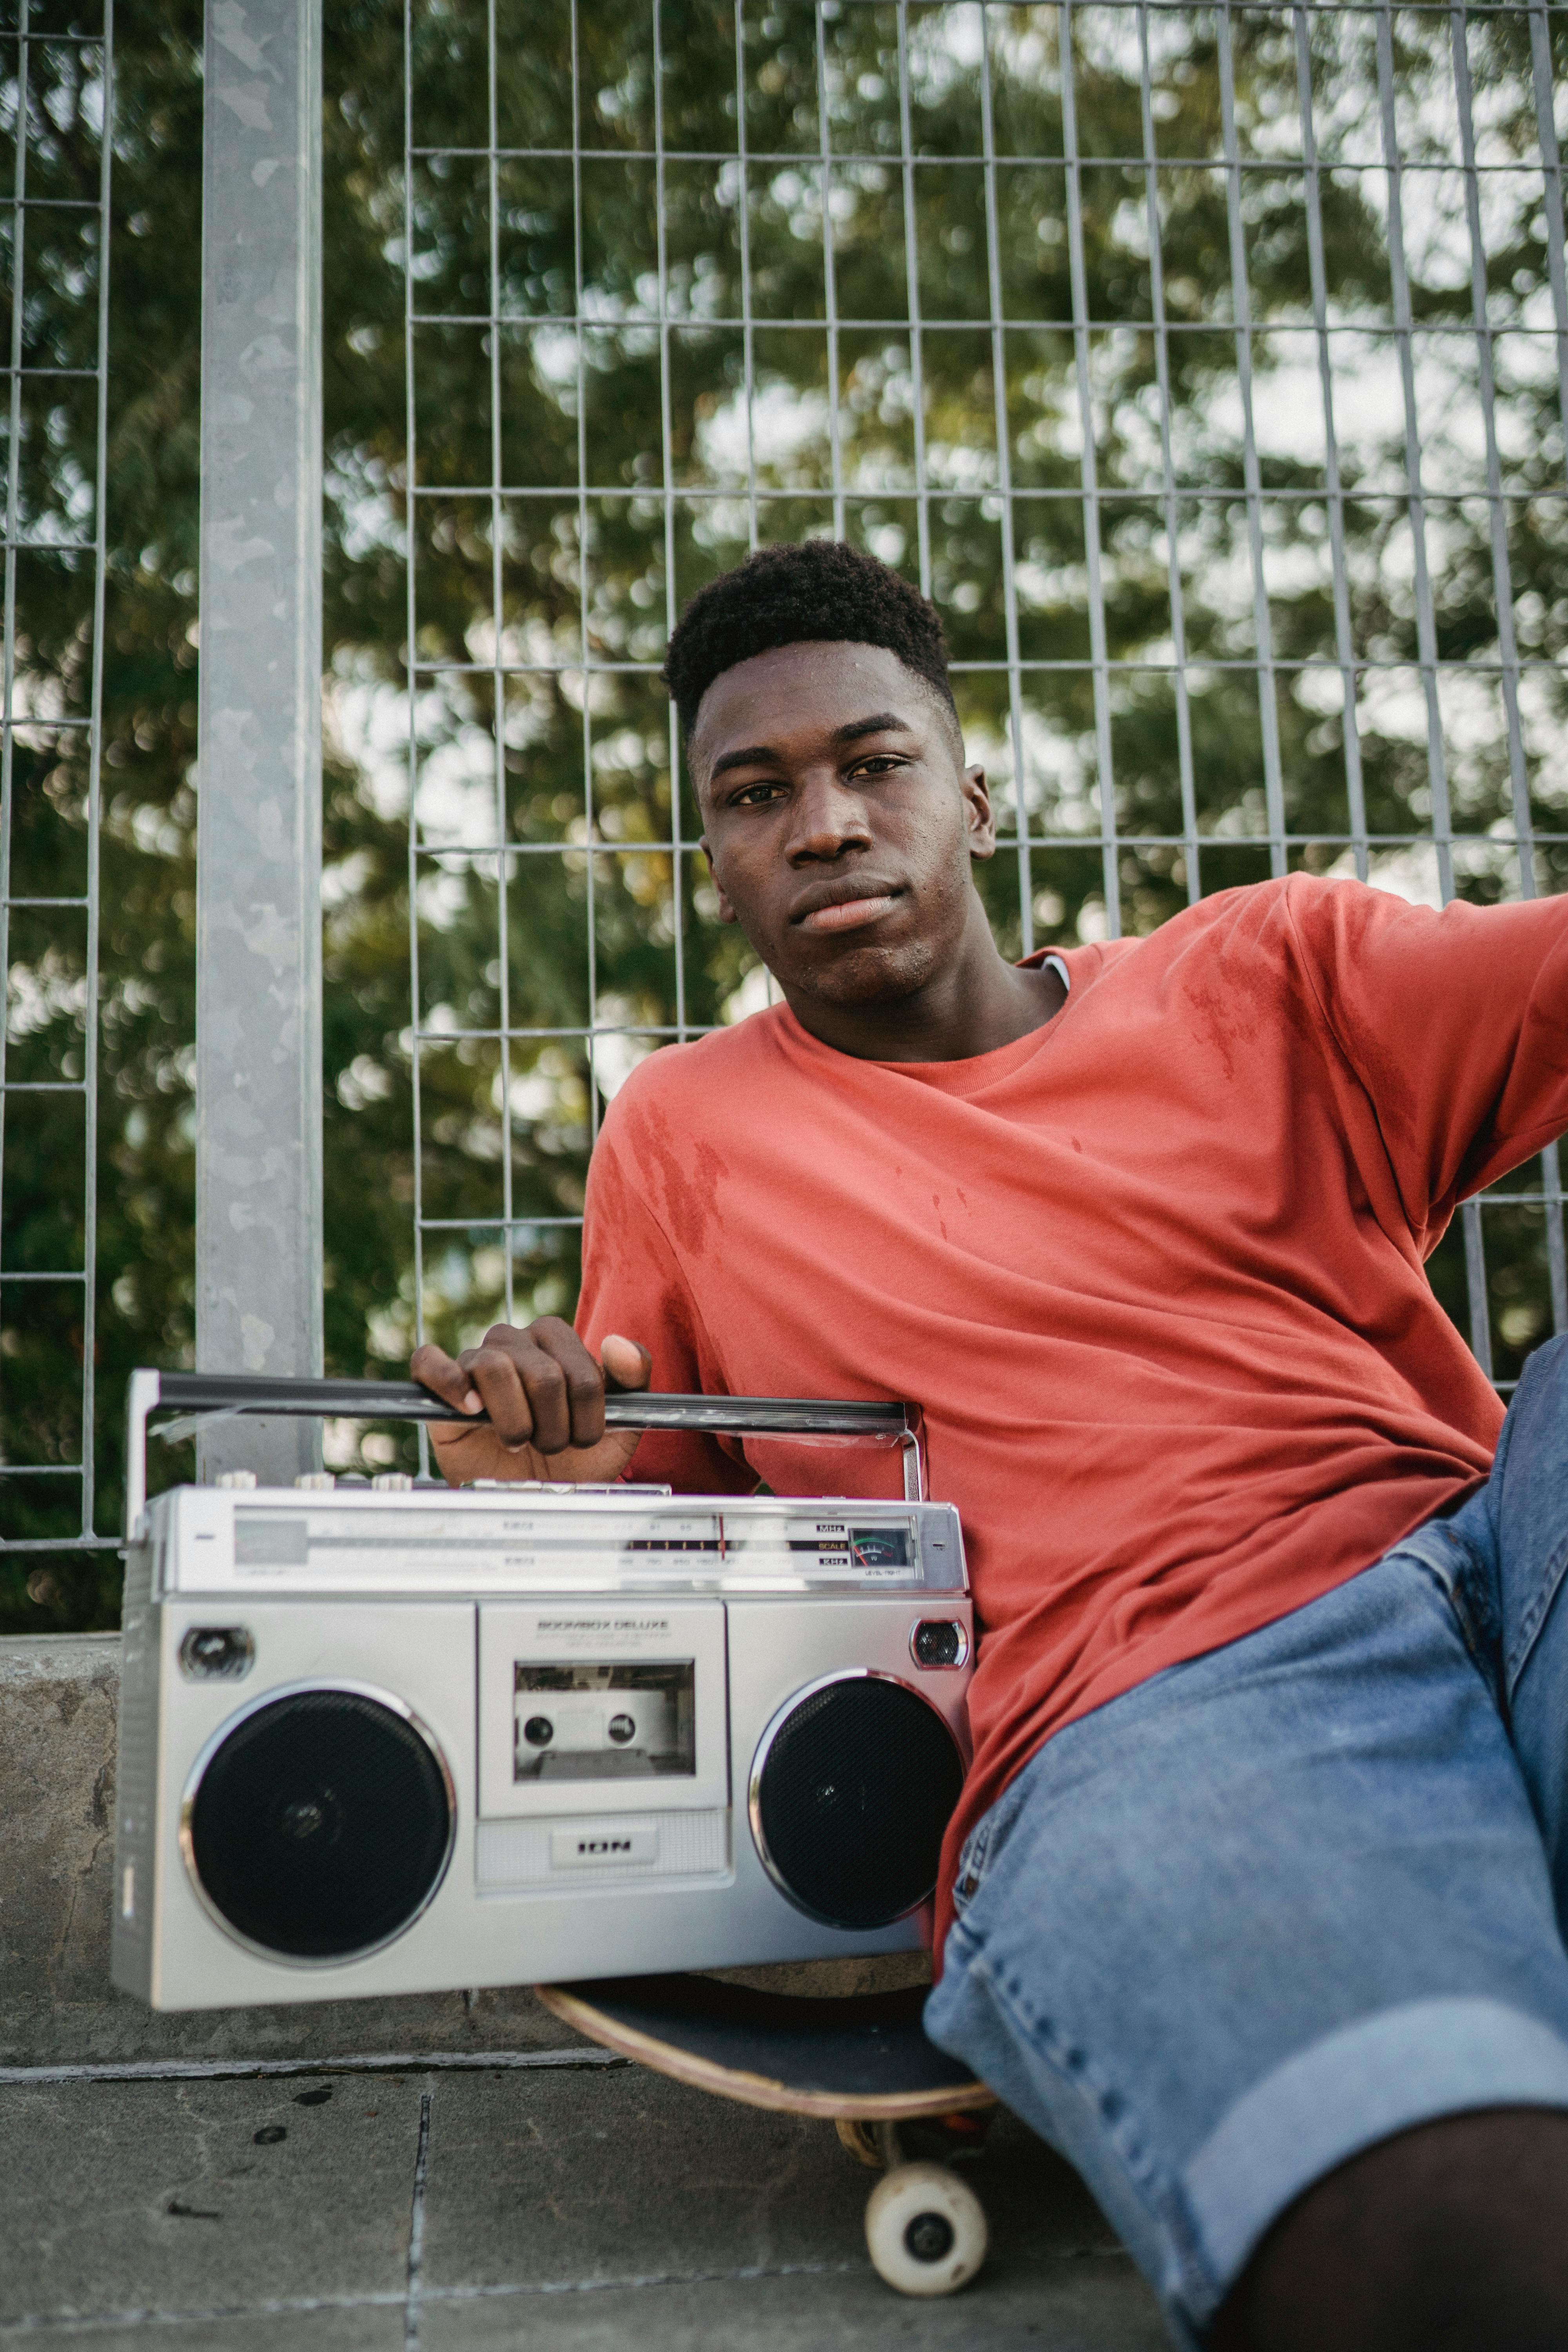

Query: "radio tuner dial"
<box><xmin>911</xmin><ymin>1619</ymin><xmax>969</xmax><ymax>1671</ymax></box>
<box><xmin>179</xmin><ymin>1626</ymin><xmax>255</xmax><ymax>1682</ymax></box>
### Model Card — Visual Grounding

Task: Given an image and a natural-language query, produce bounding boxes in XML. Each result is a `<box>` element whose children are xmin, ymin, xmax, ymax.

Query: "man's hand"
<box><xmin>409</xmin><ymin>1319</ymin><xmax>653</xmax><ymax>1487</ymax></box>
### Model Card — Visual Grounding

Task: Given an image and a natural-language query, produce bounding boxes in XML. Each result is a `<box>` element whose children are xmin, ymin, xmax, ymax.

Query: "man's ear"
<box><xmin>961</xmin><ymin>764</ymin><xmax>997</xmax><ymax>863</ymax></box>
<box><xmin>699</xmin><ymin>837</ymin><xmax>740</xmax><ymax>925</ymax></box>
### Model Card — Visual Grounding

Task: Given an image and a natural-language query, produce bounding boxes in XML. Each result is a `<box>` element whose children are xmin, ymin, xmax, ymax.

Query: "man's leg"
<box><xmin>1457</xmin><ymin>1330</ymin><xmax>1568</xmax><ymax>1921</ymax></box>
<box><xmin>925</xmin><ymin>1541</ymin><xmax>1568</xmax><ymax>2349</ymax></box>
<box><xmin>1211</xmin><ymin>1338</ymin><xmax>1568</xmax><ymax>2349</ymax></box>
<box><xmin>1210</xmin><ymin>2108</ymin><xmax>1568</xmax><ymax>2352</ymax></box>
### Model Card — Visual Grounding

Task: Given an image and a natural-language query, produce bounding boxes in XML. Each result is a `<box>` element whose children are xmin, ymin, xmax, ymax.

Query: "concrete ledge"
<box><xmin>0</xmin><ymin>1634</ymin><xmax>566</xmax><ymax>2066</ymax></box>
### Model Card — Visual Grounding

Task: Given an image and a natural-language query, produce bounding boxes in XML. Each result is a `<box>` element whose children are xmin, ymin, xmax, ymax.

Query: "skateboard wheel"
<box><xmin>864</xmin><ymin>2161</ymin><xmax>987</xmax><ymax>2296</ymax></box>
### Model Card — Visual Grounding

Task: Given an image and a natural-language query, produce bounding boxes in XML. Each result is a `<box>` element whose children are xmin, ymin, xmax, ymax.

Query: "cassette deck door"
<box><xmin>477</xmin><ymin>1600</ymin><xmax>728</xmax><ymax>1819</ymax></box>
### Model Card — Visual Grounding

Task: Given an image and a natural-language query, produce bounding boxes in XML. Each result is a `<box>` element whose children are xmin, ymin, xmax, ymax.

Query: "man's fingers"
<box><xmin>410</xmin><ymin>1341</ymin><xmax>481</xmax><ymax>1413</ymax></box>
<box><xmin>601</xmin><ymin>1334</ymin><xmax>653</xmax><ymax>1394</ymax></box>
<box><xmin>456</xmin><ymin>1336</ymin><xmax>542</xmax><ymax>1449</ymax></box>
<box><xmin>411</xmin><ymin>1320</ymin><xmax>651</xmax><ymax>1473</ymax></box>
<box><xmin>526</xmin><ymin>1316</ymin><xmax>608</xmax><ymax>1450</ymax></box>
<box><xmin>457</xmin><ymin>1319</ymin><xmax>602</xmax><ymax>1454</ymax></box>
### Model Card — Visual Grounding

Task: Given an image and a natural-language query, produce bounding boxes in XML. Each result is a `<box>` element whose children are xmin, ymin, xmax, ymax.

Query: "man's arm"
<box><xmin>1287</xmin><ymin>878</ymin><xmax>1568</xmax><ymax>1245</ymax></box>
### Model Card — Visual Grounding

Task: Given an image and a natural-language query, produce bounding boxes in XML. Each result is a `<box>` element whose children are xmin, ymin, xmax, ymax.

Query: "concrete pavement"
<box><xmin>0</xmin><ymin>1638</ymin><xmax>569</xmax><ymax>2071</ymax></box>
<box><xmin>1</xmin><ymin>1634</ymin><xmax>1167</xmax><ymax>2347</ymax></box>
<box><xmin>1</xmin><ymin>2048</ymin><xmax>1167</xmax><ymax>2349</ymax></box>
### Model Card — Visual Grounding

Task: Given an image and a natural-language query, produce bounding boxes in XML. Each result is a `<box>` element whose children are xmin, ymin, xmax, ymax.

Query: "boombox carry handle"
<box><xmin>123</xmin><ymin>1368</ymin><xmax>926</xmax><ymax>1534</ymax></box>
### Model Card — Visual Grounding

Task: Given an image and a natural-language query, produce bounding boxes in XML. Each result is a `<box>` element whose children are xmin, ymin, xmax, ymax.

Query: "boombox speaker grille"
<box><xmin>751</xmin><ymin>1673</ymin><xmax>964</xmax><ymax>1930</ymax></box>
<box><xmin>186</xmin><ymin>1687</ymin><xmax>453</xmax><ymax>1961</ymax></box>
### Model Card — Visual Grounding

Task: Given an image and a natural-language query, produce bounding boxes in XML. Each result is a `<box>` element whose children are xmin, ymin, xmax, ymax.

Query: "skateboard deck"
<box><xmin>537</xmin><ymin>1970</ymin><xmax>997</xmax><ymax>2122</ymax></box>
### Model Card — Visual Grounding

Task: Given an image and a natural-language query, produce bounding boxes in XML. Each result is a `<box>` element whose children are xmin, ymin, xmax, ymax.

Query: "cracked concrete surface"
<box><xmin>0</xmin><ymin>1638</ymin><xmax>566</xmax><ymax>2067</ymax></box>
<box><xmin>2</xmin><ymin>1639</ymin><xmax>121</xmax><ymax>2025</ymax></box>
<box><xmin>0</xmin><ymin>1636</ymin><xmax>1167</xmax><ymax>2342</ymax></box>
<box><xmin>0</xmin><ymin>2061</ymin><xmax>1168</xmax><ymax>2349</ymax></box>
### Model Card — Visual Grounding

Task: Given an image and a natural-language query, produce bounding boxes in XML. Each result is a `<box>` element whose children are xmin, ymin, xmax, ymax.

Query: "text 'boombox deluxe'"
<box><xmin>112</xmin><ymin>1373</ymin><xmax>973</xmax><ymax>2009</ymax></box>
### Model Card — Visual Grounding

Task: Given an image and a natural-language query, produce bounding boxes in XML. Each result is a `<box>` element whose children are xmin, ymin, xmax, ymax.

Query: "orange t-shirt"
<box><xmin>575</xmin><ymin>875</ymin><xmax>1568</xmax><ymax>1954</ymax></box>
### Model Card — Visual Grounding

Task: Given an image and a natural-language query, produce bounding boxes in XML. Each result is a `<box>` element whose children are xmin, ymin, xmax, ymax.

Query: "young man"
<box><xmin>413</xmin><ymin>541</ymin><xmax>1568</xmax><ymax>2351</ymax></box>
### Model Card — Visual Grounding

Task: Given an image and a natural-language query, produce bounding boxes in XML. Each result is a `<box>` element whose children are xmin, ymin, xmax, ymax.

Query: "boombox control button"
<box><xmin>179</xmin><ymin>1625</ymin><xmax>256</xmax><ymax>1682</ymax></box>
<box><xmin>911</xmin><ymin>1620</ymin><xmax>969</xmax><ymax>1671</ymax></box>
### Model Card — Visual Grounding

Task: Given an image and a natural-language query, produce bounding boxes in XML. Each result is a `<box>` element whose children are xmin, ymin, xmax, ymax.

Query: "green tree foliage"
<box><xmin>5</xmin><ymin>0</ymin><xmax>1567</xmax><ymax>1627</ymax></box>
<box><xmin>2</xmin><ymin>0</ymin><xmax>203</xmax><ymax>1619</ymax></box>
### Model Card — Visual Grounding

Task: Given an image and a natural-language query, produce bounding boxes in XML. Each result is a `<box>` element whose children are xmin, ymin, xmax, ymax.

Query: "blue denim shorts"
<box><xmin>926</xmin><ymin>1339</ymin><xmax>1568</xmax><ymax>2348</ymax></box>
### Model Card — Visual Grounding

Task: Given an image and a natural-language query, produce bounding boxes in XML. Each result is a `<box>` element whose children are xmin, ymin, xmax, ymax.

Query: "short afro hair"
<box><xmin>662</xmin><ymin>540</ymin><xmax>957</xmax><ymax>742</ymax></box>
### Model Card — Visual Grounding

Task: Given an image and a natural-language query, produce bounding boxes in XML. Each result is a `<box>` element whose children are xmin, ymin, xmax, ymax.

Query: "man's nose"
<box><xmin>785</xmin><ymin>769</ymin><xmax>873</xmax><ymax>864</ymax></box>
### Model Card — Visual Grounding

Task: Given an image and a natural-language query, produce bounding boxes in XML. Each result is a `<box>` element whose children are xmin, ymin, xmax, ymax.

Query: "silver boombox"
<box><xmin>112</xmin><ymin>1372</ymin><xmax>973</xmax><ymax>2010</ymax></box>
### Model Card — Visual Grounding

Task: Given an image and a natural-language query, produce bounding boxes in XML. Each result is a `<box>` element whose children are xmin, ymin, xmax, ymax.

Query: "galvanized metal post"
<box><xmin>194</xmin><ymin>0</ymin><xmax>323</xmax><ymax>1484</ymax></box>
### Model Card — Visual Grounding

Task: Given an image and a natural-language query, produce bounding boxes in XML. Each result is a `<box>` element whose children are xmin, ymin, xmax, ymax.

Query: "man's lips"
<box><xmin>790</xmin><ymin>881</ymin><xmax>905</xmax><ymax>934</ymax></box>
<box><xmin>798</xmin><ymin>893</ymin><xmax>900</xmax><ymax>934</ymax></box>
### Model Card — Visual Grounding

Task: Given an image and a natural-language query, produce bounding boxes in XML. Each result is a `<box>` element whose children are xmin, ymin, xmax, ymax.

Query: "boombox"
<box><xmin>112</xmin><ymin>1372</ymin><xmax>973</xmax><ymax>2009</ymax></box>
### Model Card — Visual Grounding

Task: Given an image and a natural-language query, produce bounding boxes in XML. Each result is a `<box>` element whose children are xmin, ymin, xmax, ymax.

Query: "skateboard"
<box><xmin>537</xmin><ymin>1971</ymin><xmax>998</xmax><ymax>2296</ymax></box>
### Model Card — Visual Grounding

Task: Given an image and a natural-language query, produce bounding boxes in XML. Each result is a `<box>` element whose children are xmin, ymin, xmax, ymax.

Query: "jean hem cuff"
<box><xmin>1178</xmin><ymin>1996</ymin><xmax>1568</xmax><ymax>2319</ymax></box>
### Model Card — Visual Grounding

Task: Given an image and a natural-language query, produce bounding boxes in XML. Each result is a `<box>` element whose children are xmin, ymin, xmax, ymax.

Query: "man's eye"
<box><xmin>731</xmin><ymin>782</ymin><xmax>783</xmax><ymax>806</ymax></box>
<box><xmin>850</xmin><ymin>755</ymin><xmax>904</xmax><ymax>778</ymax></box>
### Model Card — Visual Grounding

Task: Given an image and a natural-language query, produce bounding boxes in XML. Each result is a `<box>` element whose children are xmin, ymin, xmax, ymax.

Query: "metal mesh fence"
<box><xmin>397</xmin><ymin>0</ymin><xmax>1568</xmax><ymax>1395</ymax></box>
<box><xmin>0</xmin><ymin>0</ymin><xmax>113</xmax><ymax>1555</ymax></box>
<box><xmin>6</xmin><ymin>1</ymin><xmax>1568</xmax><ymax>1557</ymax></box>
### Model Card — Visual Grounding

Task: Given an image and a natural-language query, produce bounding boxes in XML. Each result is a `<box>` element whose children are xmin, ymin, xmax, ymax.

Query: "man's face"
<box><xmin>691</xmin><ymin>640</ymin><xmax>995</xmax><ymax>1008</ymax></box>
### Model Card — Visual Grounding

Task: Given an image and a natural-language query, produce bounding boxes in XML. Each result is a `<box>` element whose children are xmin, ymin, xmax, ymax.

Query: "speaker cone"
<box><xmin>750</xmin><ymin>1672</ymin><xmax>964</xmax><ymax>1930</ymax></box>
<box><xmin>183</xmin><ymin>1684</ymin><xmax>454</xmax><ymax>1962</ymax></box>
